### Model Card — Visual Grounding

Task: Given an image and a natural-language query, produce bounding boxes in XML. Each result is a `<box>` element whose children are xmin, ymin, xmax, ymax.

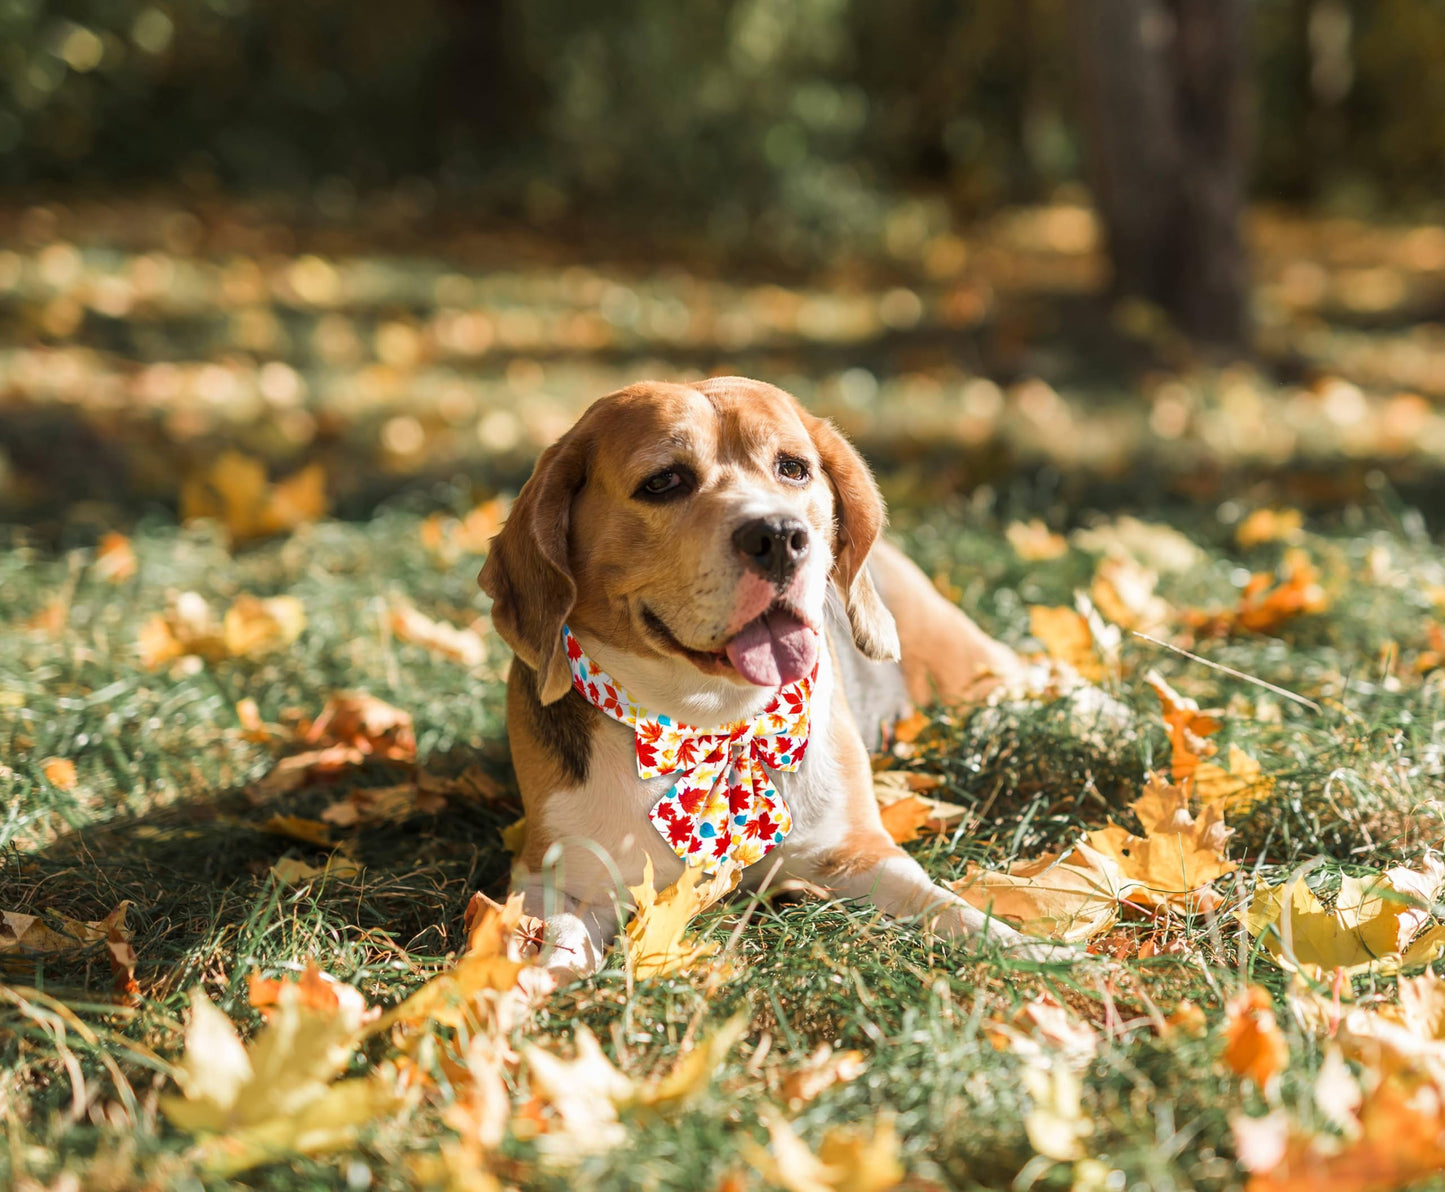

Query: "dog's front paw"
<box><xmin>928</xmin><ymin>900</ymin><xmax>1079</xmax><ymax>965</ymax></box>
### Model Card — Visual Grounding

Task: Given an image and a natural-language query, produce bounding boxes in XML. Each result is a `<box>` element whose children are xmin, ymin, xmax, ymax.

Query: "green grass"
<box><xmin>4</xmin><ymin>476</ymin><xmax>1445</xmax><ymax>1191</ymax></box>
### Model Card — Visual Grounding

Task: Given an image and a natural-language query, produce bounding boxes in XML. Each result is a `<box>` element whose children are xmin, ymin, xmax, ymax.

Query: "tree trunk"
<box><xmin>1071</xmin><ymin>0</ymin><xmax>1250</xmax><ymax>351</ymax></box>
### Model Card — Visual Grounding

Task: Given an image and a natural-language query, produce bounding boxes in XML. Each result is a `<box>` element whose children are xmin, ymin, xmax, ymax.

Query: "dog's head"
<box><xmin>479</xmin><ymin>377</ymin><xmax>899</xmax><ymax>716</ymax></box>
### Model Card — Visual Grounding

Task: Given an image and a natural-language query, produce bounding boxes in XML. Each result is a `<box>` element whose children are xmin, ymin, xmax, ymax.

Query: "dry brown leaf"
<box><xmin>1083</xmin><ymin>774</ymin><xmax>1235</xmax><ymax>912</ymax></box>
<box><xmin>1</xmin><ymin>902</ymin><xmax>134</xmax><ymax>994</ymax></box>
<box><xmin>951</xmin><ymin>842</ymin><xmax>1140</xmax><ymax>942</ymax></box>
<box><xmin>625</xmin><ymin>858</ymin><xmax>739</xmax><ymax>980</ymax></box>
<box><xmin>269</xmin><ymin>854</ymin><xmax>362</xmax><ymax>885</ymax></box>
<box><xmin>1186</xmin><ymin>549</ymin><xmax>1329</xmax><ymax>637</ymax></box>
<box><xmin>779</xmin><ymin>1045</ymin><xmax>867</xmax><ymax>1109</ymax></box>
<box><xmin>180</xmin><ymin>451</ymin><xmax>328</xmax><ymax>543</ymax></box>
<box><xmin>1007</xmin><ymin>519</ymin><xmax>1068</xmax><ymax>561</ymax></box>
<box><xmin>321</xmin><ymin>782</ymin><xmax>445</xmax><ymax>828</ymax></box>
<box><xmin>41</xmin><ymin>756</ymin><xmax>77</xmax><ymax>790</ymax></box>
<box><xmin>389</xmin><ymin>604</ymin><xmax>487</xmax><ymax>667</ymax></box>
<box><xmin>303</xmin><ymin>692</ymin><xmax>416</xmax><ymax>762</ymax></box>
<box><xmin>93</xmin><ymin>532</ymin><xmax>137</xmax><ymax>583</ymax></box>
<box><xmin>1224</xmin><ymin>985</ymin><xmax>1290</xmax><ymax>1088</ymax></box>
<box><xmin>872</xmin><ymin>771</ymin><xmax>965</xmax><ymax>844</ymax></box>
<box><xmin>986</xmin><ymin>994</ymin><xmax>1098</xmax><ymax>1070</ymax></box>
<box><xmin>262</xmin><ymin>815</ymin><xmax>335</xmax><ymax>848</ymax></box>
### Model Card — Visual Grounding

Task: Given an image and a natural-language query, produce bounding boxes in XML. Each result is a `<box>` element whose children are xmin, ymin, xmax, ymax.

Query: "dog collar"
<box><xmin>560</xmin><ymin>624</ymin><xmax>815</xmax><ymax>872</ymax></box>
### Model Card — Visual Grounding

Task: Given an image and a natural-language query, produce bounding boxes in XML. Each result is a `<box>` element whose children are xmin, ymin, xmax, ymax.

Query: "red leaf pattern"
<box><xmin>561</xmin><ymin>624</ymin><xmax>814</xmax><ymax>873</ymax></box>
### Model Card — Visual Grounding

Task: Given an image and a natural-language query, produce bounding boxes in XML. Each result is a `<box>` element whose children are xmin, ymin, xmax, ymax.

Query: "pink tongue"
<box><xmin>724</xmin><ymin>608</ymin><xmax>818</xmax><ymax>687</ymax></box>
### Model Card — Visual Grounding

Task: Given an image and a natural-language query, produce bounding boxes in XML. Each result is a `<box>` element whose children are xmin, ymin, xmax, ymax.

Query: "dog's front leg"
<box><xmin>514</xmin><ymin>870</ymin><xmax>624</xmax><ymax>983</ymax></box>
<box><xmin>798</xmin><ymin>833</ymin><xmax>1073</xmax><ymax>962</ymax></box>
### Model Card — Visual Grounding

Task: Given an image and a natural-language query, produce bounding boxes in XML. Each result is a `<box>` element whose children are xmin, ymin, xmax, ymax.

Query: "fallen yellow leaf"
<box><xmin>518</xmin><ymin>1019</ymin><xmax>745</xmax><ymax>1164</ymax></box>
<box><xmin>262</xmin><ymin>815</ymin><xmax>335</xmax><ymax>848</ymax></box>
<box><xmin>1090</xmin><ymin>554</ymin><xmax>1170</xmax><ymax>635</ymax></box>
<box><xmin>181</xmin><ymin>451</ymin><xmax>328</xmax><ymax>544</ymax></box>
<box><xmin>222</xmin><ymin>595</ymin><xmax>307</xmax><ymax>658</ymax></box>
<box><xmin>986</xmin><ymin>994</ymin><xmax>1098</xmax><ymax>1070</ymax></box>
<box><xmin>744</xmin><ymin>1110</ymin><xmax>904</xmax><ymax>1192</ymax></box>
<box><xmin>1236</xmin><ymin>508</ymin><xmax>1304</xmax><ymax>549</ymax></box>
<box><xmin>421</xmin><ymin>498</ymin><xmax>509</xmax><ymax>566</ymax></box>
<box><xmin>1083</xmin><ymin>774</ymin><xmax>1235</xmax><ymax>912</ymax></box>
<box><xmin>1147</xmin><ymin>672</ymin><xmax>1274</xmax><ymax>812</ymax></box>
<box><xmin>1007</xmin><ymin>519</ymin><xmax>1068</xmax><ymax>561</ymax></box>
<box><xmin>1023</xmin><ymin>1061</ymin><xmax>1090</xmax><ymax>1162</ymax></box>
<box><xmin>269</xmin><ymin>854</ymin><xmax>361</xmax><ymax>885</ymax></box>
<box><xmin>389</xmin><ymin>603</ymin><xmax>487</xmax><ymax>667</ymax></box>
<box><xmin>139</xmin><ymin>591</ymin><xmax>306</xmax><ymax>668</ymax></box>
<box><xmin>625</xmin><ymin>858</ymin><xmax>739</xmax><ymax>980</ymax></box>
<box><xmin>1235</xmin><ymin>1056</ymin><xmax>1445</xmax><ymax>1191</ymax></box>
<box><xmin>1185</xmin><ymin>549</ymin><xmax>1328</xmax><ymax>637</ymax></box>
<box><xmin>1</xmin><ymin>902</ymin><xmax>133</xmax><ymax>986</ymax></box>
<box><xmin>381</xmin><ymin>892</ymin><xmax>543</xmax><ymax>1040</ymax></box>
<box><xmin>872</xmin><ymin>771</ymin><xmax>966</xmax><ymax>844</ymax></box>
<box><xmin>160</xmin><ymin>970</ymin><xmax>397</xmax><ymax>1175</ymax></box>
<box><xmin>1244</xmin><ymin>858</ymin><xmax>1445</xmax><ymax>977</ymax></box>
<box><xmin>1029</xmin><ymin>598</ymin><xmax>1119</xmax><ymax>683</ymax></box>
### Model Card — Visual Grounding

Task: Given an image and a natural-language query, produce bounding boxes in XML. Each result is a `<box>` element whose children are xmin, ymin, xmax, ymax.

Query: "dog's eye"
<box><xmin>636</xmin><ymin>468</ymin><xmax>690</xmax><ymax>500</ymax></box>
<box><xmin>777</xmin><ymin>457</ymin><xmax>809</xmax><ymax>483</ymax></box>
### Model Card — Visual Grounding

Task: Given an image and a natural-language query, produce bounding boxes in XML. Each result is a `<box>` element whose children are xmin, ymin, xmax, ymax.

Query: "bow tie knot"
<box><xmin>561</xmin><ymin>625</ymin><xmax>816</xmax><ymax>871</ymax></box>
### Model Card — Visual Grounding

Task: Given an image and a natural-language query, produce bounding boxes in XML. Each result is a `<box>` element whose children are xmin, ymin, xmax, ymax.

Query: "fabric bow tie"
<box><xmin>561</xmin><ymin>624</ymin><xmax>815</xmax><ymax>872</ymax></box>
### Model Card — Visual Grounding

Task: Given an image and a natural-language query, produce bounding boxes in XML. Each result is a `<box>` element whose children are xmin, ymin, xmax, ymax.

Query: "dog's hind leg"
<box><xmin>868</xmin><ymin>539</ymin><xmax>1027</xmax><ymax>706</ymax></box>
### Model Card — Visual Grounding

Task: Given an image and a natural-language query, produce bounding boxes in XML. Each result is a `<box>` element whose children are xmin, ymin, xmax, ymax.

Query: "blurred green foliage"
<box><xmin>5</xmin><ymin>0</ymin><xmax>1445</xmax><ymax>251</ymax></box>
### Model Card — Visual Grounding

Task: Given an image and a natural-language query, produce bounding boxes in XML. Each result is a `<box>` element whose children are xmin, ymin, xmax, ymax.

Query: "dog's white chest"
<box><xmin>535</xmin><ymin>652</ymin><xmax>849</xmax><ymax>902</ymax></box>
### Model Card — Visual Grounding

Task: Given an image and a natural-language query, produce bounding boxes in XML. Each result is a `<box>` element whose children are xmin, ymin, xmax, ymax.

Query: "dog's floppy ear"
<box><xmin>479</xmin><ymin>427</ymin><xmax>591</xmax><ymax>704</ymax></box>
<box><xmin>807</xmin><ymin>414</ymin><xmax>900</xmax><ymax>662</ymax></box>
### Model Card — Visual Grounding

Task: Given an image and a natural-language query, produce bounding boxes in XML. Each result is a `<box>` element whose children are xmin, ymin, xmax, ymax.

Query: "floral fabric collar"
<box><xmin>561</xmin><ymin>625</ymin><xmax>815</xmax><ymax>871</ymax></box>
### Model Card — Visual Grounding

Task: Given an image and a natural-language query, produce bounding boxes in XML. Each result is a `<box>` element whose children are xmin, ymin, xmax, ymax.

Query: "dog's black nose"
<box><xmin>733</xmin><ymin>517</ymin><xmax>810</xmax><ymax>587</ymax></box>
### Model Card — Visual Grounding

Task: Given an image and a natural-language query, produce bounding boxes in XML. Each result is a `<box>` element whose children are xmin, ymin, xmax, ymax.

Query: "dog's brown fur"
<box><xmin>481</xmin><ymin>377</ymin><xmax>1057</xmax><ymax>975</ymax></box>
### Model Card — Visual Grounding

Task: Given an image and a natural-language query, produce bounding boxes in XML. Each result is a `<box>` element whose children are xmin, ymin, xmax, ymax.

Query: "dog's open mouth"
<box><xmin>643</xmin><ymin>604</ymin><xmax>818</xmax><ymax>687</ymax></box>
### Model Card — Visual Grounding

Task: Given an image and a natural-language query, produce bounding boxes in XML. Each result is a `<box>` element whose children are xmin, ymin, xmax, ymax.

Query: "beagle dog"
<box><xmin>480</xmin><ymin>376</ymin><xmax>1062</xmax><ymax>978</ymax></box>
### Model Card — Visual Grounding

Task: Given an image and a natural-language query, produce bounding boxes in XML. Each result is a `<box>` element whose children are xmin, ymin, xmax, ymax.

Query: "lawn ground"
<box><xmin>4</xmin><ymin>478</ymin><xmax>1445</xmax><ymax>1190</ymax></box>
<box><xmin>5</xmin><ymin>198</ymin><xmax>1445</xmax><ymax>1190</ymax></box>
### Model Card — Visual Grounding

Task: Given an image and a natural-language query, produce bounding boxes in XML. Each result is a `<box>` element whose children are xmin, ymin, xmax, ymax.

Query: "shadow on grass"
<box><xmin>0</xmin><ymin>749</ymin><xmax>521</xmax><ymax>1003</ymax></box>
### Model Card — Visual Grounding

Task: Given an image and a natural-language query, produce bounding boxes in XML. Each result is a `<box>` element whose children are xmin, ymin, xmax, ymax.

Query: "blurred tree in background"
<box><xmin>1073</xmin><ymin>0</ymin><xmax>1250</xmax><ymax>349</ymax></box>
